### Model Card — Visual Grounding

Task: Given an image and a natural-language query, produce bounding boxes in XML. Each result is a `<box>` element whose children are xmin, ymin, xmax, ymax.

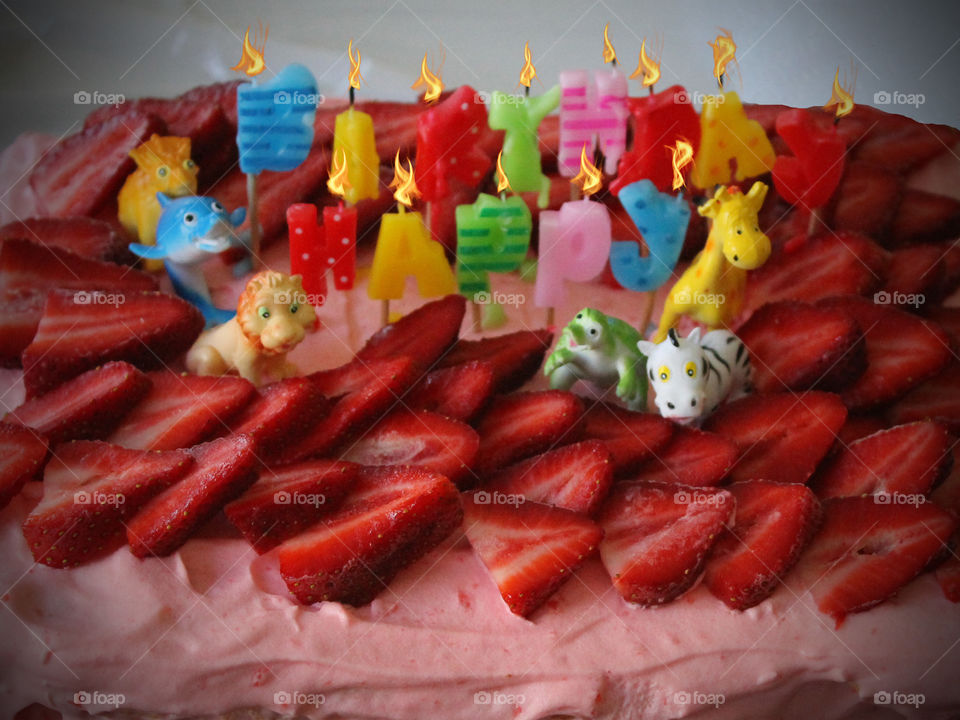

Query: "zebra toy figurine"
<box><xmin>637</xmin><ymin>327</ymin><xmax>751</xmax><ymax>424</ymax></box>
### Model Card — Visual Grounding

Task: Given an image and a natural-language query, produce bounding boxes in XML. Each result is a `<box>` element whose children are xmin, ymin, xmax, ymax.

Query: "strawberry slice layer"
<box><xmin>438</xmin><ymin>329</ymin><xmax>554</xmax><ymax>393</ymax></box>
<box><xmin>224</xmin><ymin>459</ymin><xmax>359</xmax><ymax>552</ymax></box>
<box><xmin>0</xmin><ymin>423</ymin><xmax>48</xmax><ymax>509</ymax></box>
<box><xmin>738</xmin><ymin>301</ymin><xmax>865</xmax><ymax>393</ymax></box>
<box><xmin>461</xmin><ymin>492</ymin><xmax>602</xmax><ymax>617</ymax></box>
<box><xmin>703</xmin><ymin>392</ymin><xmax>847</xmax><ymax>484</ymax></box>
<box><xmin>704</xmin><ymin>481</ymin><xmax>821</xmax><ymax>609</ymax></box>
<box><xmin>0</xmin><ymin>217</ymin><xmax>134</xmax><ymax>264</ymax></box>
<box><xmin>23</xmin><ymin>441</ymin><xmax>192</xmax><ymax>567</ymax></box>
<box><xmin>887</xmin><ymin>362</ymin><xmax>960</xmax><ymax>433</ymax></box>
<box><xmin>796</xmin><ymin>497</ymin><xmax>957</xmax><ymax>625</ymax></box>
<box><xmin>484</xmin><ymin>440</ymin><xmax>614</xmax><ymax>515</ymax></box>
<box><xmin>818</xmin><ymin>295</ymin><xmax>951</xmax><ymax>411</ymax></box>
<box><xmin>812</xmin><ymin>421</ymin><xmax>952</xmax><ymax>500</ymax></box>
<box><xmin>405</xmin><ymin>360</ymin><xmax>494</xmax><ymax>422</ymax></box>
<box><xmin>630</xmin><ymin>426</ymin><xmax>738</xmax><ymax>487</ymax></box>
<box><xmin>598</xmin><ymin>482</ymin><xmax>734</xmax><ymax>605</ymax></box>
<box><xmin>580</xmin><ymin>403</ymin><xmax>674</xmax><ymax>477</ymax></box>
<box><xmin>22</xmin><ymin>290</ymin><xmax>204</xmax><ymax>398</ymax></box>
<box><xmin>474</xmin><ymin>391</ymin><xmax>583</xmax><ymax>477</ymax></box>
<box><xmin>278</xmin><ymin>467</ymin><xmax>462</xmax><ymax>606</ymax></box>
<box><xmin>126</xmin><ymin>434</ymin><xmax>259</xmax><ymax>558</ymax></box>
<box><xmin>109</xmin><ymin>371</ymin><xmax>255</xmax><ymax>451</ymax></box>
<box><xmin>935</xmin><ymin>557</ymin><xmax>960</xmax><ymax>603</ymax></box>
<box><xmin>6</xmin><ymin>361</ymin><xmax>149</xmax><ymax>444</ymax></box>
<box><xmin>882</xmin><ymin>244</ymin><xmax>949</xmax><ymax>300</ymax></box>
<box><xmin>340</xmin><ymin>409</ymin><xmax>479</xmax><ymax>487</ymax></box>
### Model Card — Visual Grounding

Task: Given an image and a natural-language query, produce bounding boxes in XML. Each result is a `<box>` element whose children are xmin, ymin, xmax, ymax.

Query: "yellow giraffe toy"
<box><xmin>653</xmin><ymin>181</ymin><xmax>770</xmax><ymax>342</ymax></box>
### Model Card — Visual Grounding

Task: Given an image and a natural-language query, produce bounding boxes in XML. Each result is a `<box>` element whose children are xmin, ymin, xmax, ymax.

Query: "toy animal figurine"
<box><xmin>118</xmin><ymin>134</ymin><xmax>199</xmax><ymax>271</ymax></box>
<box><xmin>637</xmin><ymin>327</ymin><xmax>751</xmax><ymax>423</ymax></box>
<box><xmin>653</xmin><ymin>181</ymin><xmax>770</xmax><ymax>342</ymax></box>
<box><xmin>186</xmin><ymin>271</ymin><xmax>318</xmax><ymax>386</ymax></box>
<box><xmin>544</xmin><ymin>308</ymin><xmax>647</xmax><ymax>410</ymax></box>
<box><xmin>128</xmin><ymin>194</ymin><xmax>246</xmax><ymax>326</ymax></box>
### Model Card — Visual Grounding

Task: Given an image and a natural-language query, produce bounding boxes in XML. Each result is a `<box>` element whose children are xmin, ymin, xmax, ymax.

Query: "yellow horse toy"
<box><xmin>653</xmin><ymin>181</ymin><xmax>770</xmax><ymax>342</ymax></box>
<box><xmin>118</xmin><ymin>134</ymin><xmax>199</xmax><ymax>271</ymax></box>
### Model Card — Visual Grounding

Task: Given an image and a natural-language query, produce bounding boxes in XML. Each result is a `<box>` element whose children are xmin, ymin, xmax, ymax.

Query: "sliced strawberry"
<box><xmin>703</xmin><ymin>391</ymin><xmax>848</xmax><ymax>484</ymax></box>
<box><xmin>0</xmin><ymin>217</ymin><xmax>134</xmax><ymax>264</ymax></box>
<box><xmin>836</xmin><ymin>414</ymin><xmax>888</xmax><ymax>446</ymax></box>
<box><xmin>225</xmin><ymin>377</ymin><xmax>329</xmax><ymax>465</ymax></box>
<box><xmin>224</xmin><ymin>459</ymin><xmax>359</xmax><ymax>552</ymax></box>
<box><xmin>940</xmin><ymin>240</ymin><xmax>960</xmax><ymax>295</ymax></box>
<box><xmin>30</xmin><ymin>112</ymin><xmax>165</xmax><ymax>218</ymax></box>
<box><xmin>0</xmin><ymin>423</ymin><xmax>48</xmax><ymax>509</ymax></box>
<box><xmin>405</xmin><ymin>360</ymin><xmax>494</xmax><ymax>422</ymax></box>
<box><xmin>925</xmin><ymin>306</ymin><xmax>960</xmax><ymax>347</ymax></box>
<box><xmin>796</xmin><ymin>497</ymin><xmax>957</xmax><ymax>625</ymax></box>
<box><xmin>177</xmin><ymin>80</ymin><xmax>242</xmax><ymax>129</ymax></box>
<box><xmin>881</xmin><ymin>244</ymin><xmax>949</xmax><ymax>301</ymax></box>
<box><xmin>288</xmin><ymin>357</ymin><xmax>416</xmax><ymax>462</ymax></box>
<box><xmin>932</xmin><ymin>446</ymin><xmax>960</xmax><ymax>517</ymax></box>
<box><xmin>6</xmin><ymin>361</ymin><xmax>149</xmax><ymax>443</ymax></box>
<box><xmin>483</xmin><ymin>440</ymin><xmax>613</xmax><ymax>515</ymax></box>
<box><xmin>812</xmin><ymin>421</ymin><xmax>952</xmax><ymax>499</ymax></box>
<box><xmin>461</xmin><ymin>492</ymin><xmax>602</xmax><ymax>617</ymax></box>
<box><xmin>854</xmin><ymin>121</ymin><xmax>953</xmax><ymax>173</ymax></box>
<box><xmin>935</xmin><ymin>556</ymin><xmax>960</xmax><ymax>603</ymax></box>
<box><xmin>597</xmin><ymin>482</ymin><xmax>734</xmax><ymax>605</ymax></box>
<box><xmin>580</xmin><ymin>403</ymin><xmax>673</xmax><ymax>477</ymax></box>
<box><xmin>357</xmin><ymin>294</ymin><xmax>466</xmax><ymax>373</ymax></box>
<box><xmin>474</xmin><ymin>391</ymin><xmax>582</xmax><ymax>477</ymax></box>
<box><xmin>745</xmin><ymin>232</ymin><xmax>888</xmax><ymax>314</ymax></box>
<box><xmin>21</xmin><ymin>290</ymin><xmax>204</xmax><ymax>398</ymax></box>
<box><xmin>817</xmin><ymin>295</ymin><xmax>952</xmax><ymax>410</ymax></box>
<box><xmin>108</xmin><ymin>371</ymin><xmax>255</xmax><ymax>451</ymax></box>
<box><xmin>126</xmin><ymin>434</ymin><xmax>259</xmax><ymax>558</ymax></box>
<box><xmin>704</xmin><ymin>480</ymin><xmax>821</xmax><ymax>609</ymax></box>
<box><xmin>22</xmin><ymin>441</ymin><xmax>192</xmax><ymax>567</ymax></box>
<box><xmin>886</xmin><ymin>361</ymin><xmax>960</xmax><ymax>433</ymax></box>
<box><xmin>340</xmin><ymin>409</ymin><xmax>479</xmax><ymax>487</ymax></box>
<box><xmin>739</xmin><ymin>301</ymin><xmax>865</xmax><ymax>393</ymax></box>
<box><xmin>890</xmin><ymin>189</ymin><xmax>960</xmax><ymax>246</ymax></box>
<box><xmin>829</xmin><ymin>161</ymin><xmax>902</xmax><ymax>238</ymax></box>
<box><xmin>630</xmin><ymin>426</ymin><xmax>738</xmax><ymax>487</ymax></box>
<box><xmin>437</xmin><ymin>329</ymin><xmax>553</xmax><ymax>393</ymax></box>
<box><xmin>0</xmin><ymin>291</ymin><xmax>45</xmax><ymax>367</ymax></box>
<box><xmin>278</xmin><ymin>466</ymin><xmax>462</xmax><ymax>605</ymax></box>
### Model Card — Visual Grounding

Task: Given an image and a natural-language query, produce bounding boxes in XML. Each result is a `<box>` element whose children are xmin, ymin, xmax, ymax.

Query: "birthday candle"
<box><xmin>286</xmin><ymin>203</ymin><xmax>327</xmax><ymax>301</ymax></box>
<box><xmin>332</xmin><ymin>41</ymin><xmax>380</xmax><ymax>205</ymax></box>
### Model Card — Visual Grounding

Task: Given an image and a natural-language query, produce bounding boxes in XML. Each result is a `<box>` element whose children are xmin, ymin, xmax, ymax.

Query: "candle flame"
<box><xmin>709</xmin><ymin>28</ymin><xmax>737</xmax><ymax>88</ymax></box>
<box><xmin>411</xmin><ymin>52</ymin><xmax>444</xmax><ymax>103</ymax></box>
<box><xmin>327</xmin><ymin>148</ymin><xmax>351</xmax><ymax>198</ymax></box>
<box><xmin>572</xmin><ymin>145</ymin><xmax>602</xmax><ymax>196</ymax></box>
<box><xmin>347</xmin><ymin>39</ymin><xmax>364</xmax><ymax>90</ymax></box>
<box><xmin>630</xmin><ymin>38</ymin><xmax>661</xmax><ymax>88</ymax></box>
<box><xmin>231</xmin><ymin>23</ymin><xmax>267</xmax><ymax>77</ymax></box>
<box><xmin>602</xmin><ymin>23</ymin><xmax>617</xmax><ymax>65</ymax></box>
<box><xmin>824</xmin><ymin>66</ymin><xmax>856</xmax><ymax>119</ymax></box>
<box><xmin>669</xmin><ymin>138</ymin><xmax>694</xmax><ymax>191</ymax></box>
<box><xmin>389</xmin><ymin>152</ymin><xmax>419</xmax><ymax>207</ymax></box>
<box><xmin>495</xmin><ymin>151</ymin><xmax>511</xmax><ymax>194</ymax></box>
<box><xmin>518</xmin><ymin>42</ymin><xmax>537</xmax><ymax>88</ymax></box>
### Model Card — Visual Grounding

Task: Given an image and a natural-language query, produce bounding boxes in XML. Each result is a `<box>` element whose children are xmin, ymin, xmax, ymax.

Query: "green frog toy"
<box><xmin>543</xmin><ymin>308</ymin><xmax>648</xmax><ymax>410</ymax></box>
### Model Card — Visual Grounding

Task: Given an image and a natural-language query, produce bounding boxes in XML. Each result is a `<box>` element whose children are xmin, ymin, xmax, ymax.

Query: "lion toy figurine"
<box><xmin>186</xmin><ymin>271</ymin><xmax>318</xmax><ymax>386</ymax></box>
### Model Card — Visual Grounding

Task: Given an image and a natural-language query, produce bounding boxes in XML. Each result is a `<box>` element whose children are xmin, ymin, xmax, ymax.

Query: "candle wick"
<box><xmin>524</xmin><ymin>85</ymin><xmax>530</xmax><ymax>98</ymax></box>
<box><xmin>648</xmin><ymin>85</ymin><xmax>654</xmax><ymax>96</ymax></box>
<box><xmin>718</xmin><ymin>73</ymin><xmax>725</xmax><ymax>91</ymax></box>
<box><xmin>500</xmin><ymin>192</ymin><xmax>507</xmax><ymax>201</ymax></box>
<box><xmin>833</xmin><ymin>115</ymin><xmax>841</xmax><ymax>127</ymax></box>
<box><xmin>349</xmin><ymin>85</ymin><xmax>355</xmax><ymax>106</ymax></box>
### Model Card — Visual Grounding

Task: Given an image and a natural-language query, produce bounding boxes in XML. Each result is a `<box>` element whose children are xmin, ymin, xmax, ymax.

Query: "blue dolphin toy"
<box><xmin>129</xmin><ymin>194</ymin><xmax>247</xmax><ymax>326</ymax></box>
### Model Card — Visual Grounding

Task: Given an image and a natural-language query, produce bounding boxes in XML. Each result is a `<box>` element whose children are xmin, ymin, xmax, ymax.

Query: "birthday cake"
<box><xmin>1</xmin><ymin>26</ymin><xmax>960</xmax><ymax>720</ymax></box>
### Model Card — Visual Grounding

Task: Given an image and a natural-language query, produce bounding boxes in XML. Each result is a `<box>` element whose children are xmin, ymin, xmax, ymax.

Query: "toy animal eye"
<box><xmin>754</xmin><ymin>226</ymin><xmax>760</xmax><ymax>232</ymax></box>
<box><xmin>183</xmin><ymin>213</ymin><xmax>197</xmax><ymax>226</ymax></box>
<box><xmin>589</xmin><ymin>328</ymin><xmax>598</xmax><ymax>336</ymax></box>
<box><xmin>685</xmin><ymin>361</ymin><xmax>697</xmax><ymax>378</ymax></box>
<box><xmin>736</xmin><ymin>228</ymin><xmax>742</xmax><ymax>235</ymax></box>
<box><xmin>289</xmin><ymin>304</ymin><xmax>299</xmax><ymax>314</ymax></box>
<box><xmin>576</xmin><ymin>313</ymin><xmax>583</xmax><ymax>319</ymax></box>
<box><xmin>258</xmin><ymin>306</ymin><xmax>270</xmax><ymax>319</ymax></box>
<box><xmin>184</xmin><ymin>159</ymin><xmax>196</xmax><ymax>170</ymax></box>
<box><xmin>210</xmin><ymin>201</ymin><xmax>224</xmax><ymax>213</ymax></box>
<box><xmin>658</xmin><ymin>366</ymin><xmax>670</xmax><ymax>382</ymax></box>
<box><xmin>157</xmin><ymin>166</ymin><xmax>168</xmax><ymax>178</ymax></box>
